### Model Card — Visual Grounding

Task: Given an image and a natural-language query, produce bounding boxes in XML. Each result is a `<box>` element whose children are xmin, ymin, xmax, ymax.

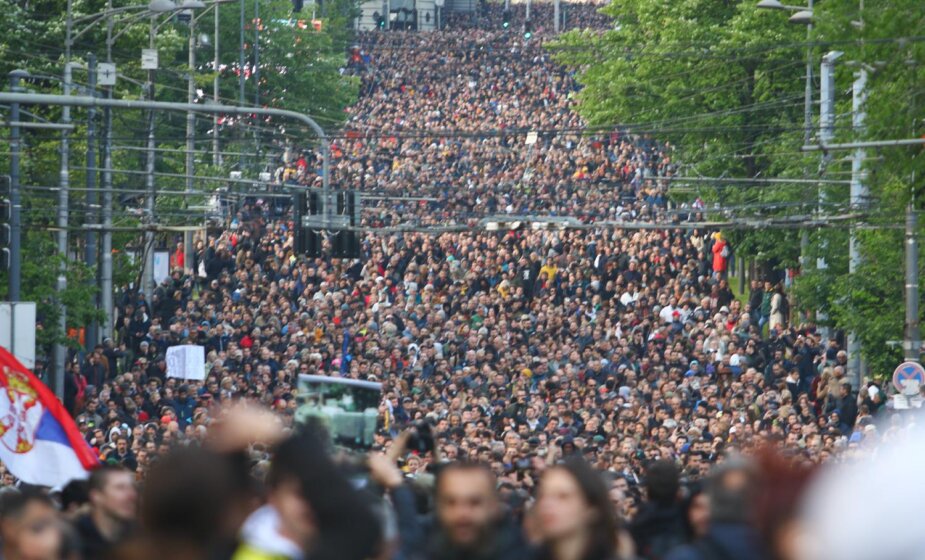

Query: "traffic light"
<box><xmin>523</xmin><ymin>18</ymin><xmax>532</xmax><ymax>39</ymax></box>
<box><xmin>292</xmin><ymin>0</ymin><xmax>303</xmax><ymax>12</ymax></box>
<box><xmin>502</xmin><ymin>9</ymin><xmax>511</xmax><ymax>28</ymax></box>
<box><xmin>374</xmin><ymin>11</ymin><xmax>386</xmax><ymax>29</ymax></box>
<box><xmin>293</xmin><ymin>189</ymin><xmax>323</xmax><ymax>258</ymax></box>
<box><xmin>332</xmin><ymin>191</ymin><xmax>361</xmax><ymax>259</ymax></box>
<box><xmin>0</xmin><ymin>180</ymin><xmax>9</xmax><ymax>271</ymax></box>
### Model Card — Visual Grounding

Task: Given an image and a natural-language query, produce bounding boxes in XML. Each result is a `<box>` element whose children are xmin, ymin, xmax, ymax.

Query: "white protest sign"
<box><xmin>166</xmin><ymin>345</ymin><xmax>205</xmax><ymax>381</ymax></box>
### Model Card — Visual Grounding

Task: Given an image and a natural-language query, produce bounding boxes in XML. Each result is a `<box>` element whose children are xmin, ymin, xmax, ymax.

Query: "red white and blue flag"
<box><xmin>0</xmin><ymin>346</ymin><xmax>99</xmax><ymax>487</ymax></box>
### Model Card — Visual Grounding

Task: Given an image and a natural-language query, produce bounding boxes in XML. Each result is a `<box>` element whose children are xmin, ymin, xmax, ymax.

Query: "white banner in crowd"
<box><xmin>166</xmin><ymin>345</ymin><xmax>206</xmax><ymax>381</ymax></box>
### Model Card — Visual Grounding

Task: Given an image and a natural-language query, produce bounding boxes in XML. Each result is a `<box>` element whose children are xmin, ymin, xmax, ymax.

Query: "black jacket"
<box><xmin>630</xmin><ymin>502</ymin><xmax>687</xmax><ymax>560</ymax></box>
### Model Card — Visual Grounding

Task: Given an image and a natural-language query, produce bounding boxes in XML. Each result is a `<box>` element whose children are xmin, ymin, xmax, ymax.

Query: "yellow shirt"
<box><xmin>540</xmin><ymin>264</ymin><xmax>558</xmax><ymax>282</ymax></box>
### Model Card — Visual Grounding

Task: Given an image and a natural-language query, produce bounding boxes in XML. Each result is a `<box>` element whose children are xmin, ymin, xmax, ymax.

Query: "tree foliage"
<box><xmin>556</xmin><ymin>0</ymin><xmax>925</xmax><ymax>376</ymax></box>
<box><xmin>0</xmin><ymin>0</ymin><xmax>358</xmax><ymax>356</ymax></box>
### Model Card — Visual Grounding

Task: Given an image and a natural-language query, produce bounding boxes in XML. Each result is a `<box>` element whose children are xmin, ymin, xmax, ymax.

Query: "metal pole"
<box><xmin>525</xmin><ymin>0</ymin><xmax>530</xmax><ymax>23</ymax></box>
<box><xmin>553</xmin><ymin>0</ymin><xmax>559</xmax><ymax>33</ymax></box>
<box><xmin>253</xmin><ymin>0</ymin><xmax>259</xmax><ymax>109</ymax></box>
<box><xmin>84</xmin><ymin>55</ymin><xmax>99</xmax><ymax>348</ymax></box>
<box><xmin>847</xmin><ymin>67</ymin><xmax>867</xmax><ymax>388</ymax></box>
<box><xmin>8</xmin><ymin>71</ymin><xmax>27</xmax><ymax>303</ymax></box>
<box><xmin>101</xmin><ymin>4</ymin><xmax>114</xmax><ymax>342</ymax></box>
<box><xmin>239</xmin><ymin>0</ymin><xmax>245</xmax><ymax>105</ymax></box>
<box><xmin>185</xmin><ymin>15</ymin><xmax>196</xmax><ymax>274</ymax></box>
<box><xmin>213</xmin><ymin>2</ymin><xmax>221</xmax><ymax>166</ymax></box>
<box><xmin>58</xmin><ymin>0</ymin><xmax>73</xmax><ymax>398</ymax></box>
<box><xmin>818</xmin><ymin>51</ymin><xmax>840</xmax><ymax>273</ymax></box>
<box><xmin>143</xmin><ymin>19</ymin><xmax>157</xmax><ymax>298</ymax></box>
<box><xmin>0</xmin><ymin>93</ymin><xmax>331</xmax><ymax>208</ymax></box>
<box><xmin>56</xmin><ymin>62</ymin><xmax>73</xmax><ymax>401</ymax></box>
<box><xmin>322</xmin><ymin>136</ymin><xmax>330</xmax><ymax>230</ymax></box>
<box><xmin>905</xmin><ymin>203</ymin><xmax>920</xmax><ymax>361</ymax></box>
<box><xmin>804</xmin><ymin>137</ymin><xmax>925</xmax><ymax>151</ymax></box>
<box><xmin>803</xmin><ymin>0</ymin><xmax>813</xmax><ymax>147</ymax></box>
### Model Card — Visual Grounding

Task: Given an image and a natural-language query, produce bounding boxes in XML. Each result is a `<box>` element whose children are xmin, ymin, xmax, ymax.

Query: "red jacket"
<box><xmin>712</xmin><ymin>239</ymin><xmax>728</xmax><ymax>273</ymax></box>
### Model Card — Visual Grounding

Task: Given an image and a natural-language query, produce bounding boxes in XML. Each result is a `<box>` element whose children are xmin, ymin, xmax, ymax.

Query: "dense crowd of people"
<box><xmin>2</xmin><ymin>3</ymin><xmax>916</xmax><ymax>560</ymax></box>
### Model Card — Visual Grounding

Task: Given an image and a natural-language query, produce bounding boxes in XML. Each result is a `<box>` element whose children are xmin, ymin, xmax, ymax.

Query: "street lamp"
<box><xmin>60</xmin><ymin>0</ymin><xmax>216</xmax><ymax>353</ymax></box>
<box><xmin>434</xmin><ymin>0</ymin><xmax>444</xmax><ymax>30</ymax></box>
<box><xmin>755</xmin><ymin>0</ymin><xmax>814</xmax><ymax>145</ymax></box>
<box><xmin>756</xmin><ymin>0</ymin><xmax>810</xmax><ymax>11</ymax></box>
<box><xmin>788</xmin><ymin>10</ymin><xmax>814</xmax><ymax>24</ymax></box>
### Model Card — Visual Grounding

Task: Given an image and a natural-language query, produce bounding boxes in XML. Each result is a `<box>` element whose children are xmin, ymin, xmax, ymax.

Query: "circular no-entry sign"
<box><xmin>893</xmin><ymin>361</ymin><xmax>925</xmax><ymax>393</ymax></box>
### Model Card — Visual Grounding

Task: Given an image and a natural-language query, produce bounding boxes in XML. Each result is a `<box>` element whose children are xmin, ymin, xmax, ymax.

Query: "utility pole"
<box><xmin>56</xmin><ymin>62</ymin><xmax>75</xmax><ymax>401</ymax></box>
<box><xmin>797</xmin><ymin>0</ymin><xmax>813</xmax><ymax>276</ymax></box>
<box><xmin>185</xmin><ymin>14</ymin><xmax>196</xmax><ymax>274</ymax></box>
<box><xmin>818</xmin><ymin>52</ymin><xmax>840</xmax><ymax>269</ymax></box>
<box><xmin>213</xmin><ymin>2</ymin><xmax>221</xmax><ymax>166</ymax></box>
<box><xmin>8</xmin><ymin>70</ymin><xmax>28</xmax><ymax>303</ymax></box>
<box><xmin>553</xmin><ymin>0</ymin><xmax>560</xmax><ymax>33</ymax></box>
<box><xmin>905</xmin><ymin>203</ymin><xmax>920</xmax><ymax>361</ymax></box>
<box><xmin>85</xmin><ymin>55</ymin><xmax>99</xmax><ymax>348</ymax></box>
<box><xmin>100</xmin><ymin>5</ymin><xmax>115</xmax><ymax>342</ymax></box>
<box><xmin>143</xmin><ymin>18</ymin><xmax>157</xmax><ymax>298</ymax></box>
<box><xmin>847</xmin><ymin>67</ymin><xmax>868</xmax><ymax>388</ymax></box>
<box><xmin>239</xmin><ymin>0</ymin><xmax>246</xmax><ymax>105</ymax></box>
<box><xmin>254</xmin><ymin>0</ymin><xmax>260</xmax><ymax>110</ymax></box>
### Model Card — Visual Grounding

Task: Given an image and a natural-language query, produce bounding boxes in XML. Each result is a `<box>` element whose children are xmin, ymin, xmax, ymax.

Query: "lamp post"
<box><xmin>183</xmin><ymin>1</ymin><xmax>217</xmax><ymax>276</ymax></box>
<box><xmin>757</xmin><ymin>0</ymin><xmax>816</xmax><ymax>326</ymax></box>
<box><xmin>756</xmin><ymin>0</ymin><xmax>814</xmax><ymax>146</ymax></box>
<box><xmin>61</xmin><ymin>0</ymin><xmax>196</xmax><ymax>360</ymax></box>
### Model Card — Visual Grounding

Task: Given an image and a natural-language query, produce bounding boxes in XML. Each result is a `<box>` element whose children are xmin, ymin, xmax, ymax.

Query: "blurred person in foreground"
<box><xmin>75</xmin><ymin>466</ymin><xmax>137</xmax><ymax>560</ymax></box>
<box><xmin>0</xmin><ymin>488</ymin><xmax>64</xmax><ymax>560</ymax></box>
<box><xmin>798</xmin><ymin>415</ymin><xmax>925</xmax><ymax>560</ymax></box>
<box><xmin>665</xmin><ymin>457</ymin><xmax>765</xmax><ymax>560</ymax></box>
<box><xmin>535</xmin><ymin>458</ymin><xmax>620</xmax><ymax>560</ymax></box>
<box><xmin>426</xmin><ymin>462</ymin><xmax>531</xmax><ymax>560</ymax></box>
<box><xmin>629</xmin><ymin>461</ymin><xmax>686</xmax><ymax>559</ymax></box>
<box><xmin>232</xmin><ymin>430</ymin><xmax>381</xmax><ymax>560</ymax></box>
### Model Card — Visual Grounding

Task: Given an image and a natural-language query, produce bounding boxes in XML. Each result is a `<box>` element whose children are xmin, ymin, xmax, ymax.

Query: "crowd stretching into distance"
<box><xmin>1</xmin><ymin>3</ymin><xmax>918</xmax><ymax>560</ymax></box>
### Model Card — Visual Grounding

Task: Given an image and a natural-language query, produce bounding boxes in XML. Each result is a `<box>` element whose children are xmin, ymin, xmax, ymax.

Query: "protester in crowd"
<box><xmin>0</xmin><ymin>488</ymin><xmax>65</xmax><ymax>560</ymax></box>
<box><xmin>535</xmin><ymin>458</ymin><xmax>620</xmax><ymax>560</ymax></box>
<box><xmin>427</xmin><ymin>462</ymin><xmax>530</xmax><ymax>560</ymax></box>
<box><xmin>629</xmin><ymin>461</ymin><xmax>686</xmax><ymax>560</ymax></box>
<box><xmin>234</xmin><ymin>431</ymin><xmax>381</xmax><ymax>560</ymax></box>
<box><xmin>75</xmin><ymin>466</ymin><xmax>137</xmax><ymax>560</ymax></box>
<box><xmin>0</xmin><ymin>3</ymin><xmax>904</xmax><ymax>560</ymax></box>
<box><xmin>664</xmin><ymin>457</ymin><xmax>765</xmax><ymax>560</ymax></box>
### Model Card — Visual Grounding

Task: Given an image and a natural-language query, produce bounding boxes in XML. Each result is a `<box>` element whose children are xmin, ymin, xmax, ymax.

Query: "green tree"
<box><xmin>556</xmin><ymin>0</ymin><xmax>925</xmax><ymax>377</ymax></box>
<box><xmin>0</xmin><ymin>0</ymin><xmax>359</xmax><ymax>359</ymax></box>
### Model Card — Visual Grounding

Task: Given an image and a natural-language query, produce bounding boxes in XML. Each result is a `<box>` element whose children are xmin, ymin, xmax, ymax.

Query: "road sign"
<box><xmin>97</xmin><ymin>63</ymin><xmax>117</xmax><ymax>86</ymax></box>
<box><xmin>141</xmin><ymin>49</ymin><xmax>158</xmax><ymax>70</ymax></box>
<box><xmin>892</xmin><ymin>361</ymin><xmax>925</xmax><ymax>393</ymax></box>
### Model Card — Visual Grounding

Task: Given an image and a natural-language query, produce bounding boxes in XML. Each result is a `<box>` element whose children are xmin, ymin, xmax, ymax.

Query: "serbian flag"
<box><xmin>0</xmin><ymin>346</ymin><xmax>99</xmax><ymax>487</ymax></box>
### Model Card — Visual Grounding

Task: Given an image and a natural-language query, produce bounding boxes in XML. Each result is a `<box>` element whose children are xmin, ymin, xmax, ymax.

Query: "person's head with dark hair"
<box><xmin>140</xmin><ymin>447</ymin><xmax>237</xmax><ymax>545</ymax></box>
<box><xmin>87</xmin><ymin>464</ymin><xmax>137</xmax><ymax>522</ymax></box>
<box><xmin>680</xmin><ymin>481</ymin><xmax>709</xmax><ymax>541</ymax></box>
<box><xmin>0</xmin><ymin>487</ymin><xmax>62</xmax><ymax>560</ymax></box>
<box><xmin>80</xmin><ymin>464</ymin><xmax>137</xmax><ymax>558</ymax></box>
<box><xmin>433</xmin><ymin>461</ymin><xmax>502</xmax><ymax>551</ymax></box>
<box><xmin>536</xmin><ymin>457</ymin><xmax>618</xmax><ymax>560</ymax></box>
<box><xmin>264</xmin><ymin>430</ymin><xmax>381</xmax><ymax>560</ymax></box>
<box><xmin>60</xmin><ymin>479</ymin><xmax>90</xmax><ymax>517</ymax></box>
<box><xmin>645</xmin><ymin>460</ymin><xmax>681</xmax><ymax>507</ymax></box>
<box><xmin>706</xmin><ymin>456</ymin><xmax>757</xmax><ymax>525</ymax></box>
